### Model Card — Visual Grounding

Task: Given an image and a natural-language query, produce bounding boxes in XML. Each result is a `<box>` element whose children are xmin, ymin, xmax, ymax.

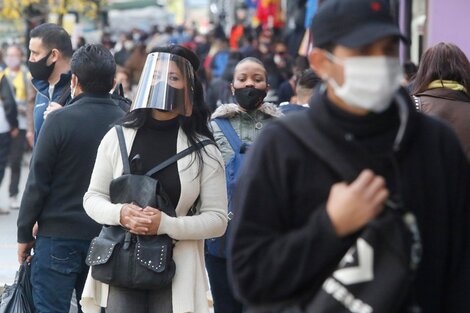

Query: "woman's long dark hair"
<box><xmin>118</xmin><ymin>45</ymin><xmax>215</xmax><ymax>172</ymax></box>
<box><xmin>412</xmin><ymin>42</ymin><xmax>470</xmax><ymax>94</ymax></box>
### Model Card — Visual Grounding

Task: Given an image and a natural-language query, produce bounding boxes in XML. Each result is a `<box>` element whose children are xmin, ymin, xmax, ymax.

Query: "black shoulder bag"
<box><xmin>276</xmin><ymin>112</ymin><xmax>422</xmax><ymax>313</ymax></box>
<box><xmin>86</xmin><ymin>125</ymin><xmax>212</xmax><ymax>290</ymax></box>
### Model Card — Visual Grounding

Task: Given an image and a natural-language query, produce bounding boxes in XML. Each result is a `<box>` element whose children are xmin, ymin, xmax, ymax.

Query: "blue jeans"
<box><xmin>205</xmin><ymin>254</ymin><xmax>243</xmax><ymax>313</ymax></box>
<box><xmin>31</xmin><ymin>236</ymin><xmax>91</xmax><ymax>313</ymax></box>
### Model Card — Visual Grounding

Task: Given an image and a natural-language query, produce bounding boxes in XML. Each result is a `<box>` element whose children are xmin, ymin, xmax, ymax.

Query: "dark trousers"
<box><xmin>8</xmin><ymin>129</ymin><xmax>26</xmax><ymax>196</ymax></box>
<box><xmin>0</xmin><ymin>132</ymin><xmax>11</xmax><ymax>186</ymax></box>
<box><xmin>107</xmin><ymin>284</ymin><xmax>172</xmax><ymax>313</ymax></box>
<box><xmin>205</xmin><ymin>254</ymin><xmax>243</xmax><ymax>313</ymax></box>
<box><xmin>31</xmin><ymin>236</ymin><xmax>91</xmax><ymax>313</ymax></box>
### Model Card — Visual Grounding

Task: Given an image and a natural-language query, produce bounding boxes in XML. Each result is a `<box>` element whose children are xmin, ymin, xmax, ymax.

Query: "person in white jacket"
<box><xmin>81</xmin><ymin>45</ymin><xmax>228</xmax><ymax>313</ymax></box>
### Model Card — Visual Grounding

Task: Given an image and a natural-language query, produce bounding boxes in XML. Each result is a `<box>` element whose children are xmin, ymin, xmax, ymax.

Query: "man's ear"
<box><xmin>50</xmin><ymin>48</ymin><xmax>61</xmax><ymax>62</ymax></box>
<box><xmin>308</xmin><ymin>48</ymin><xmax>330</xmax><ymax>81</ymax></box>
<box><xmin>71</xmin><ymin>74</ymin><xmax>81</xmax><ymax>92</ymax></box>
<box><xmin>70</xmin><ymin>74</ymin><xmax>77</xmax><ymax>86</ymax></box>
<box><xmin>112</xmin><ymin>78</ymin><xmax>117</xmax><ymax>92</ymax></box>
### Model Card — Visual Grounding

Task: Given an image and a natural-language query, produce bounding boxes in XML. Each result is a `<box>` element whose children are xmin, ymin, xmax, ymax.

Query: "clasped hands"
<box><xmin>120</xmin><ymin>203</ymin><xmax>162</xmax><ymax>235</ymax></box>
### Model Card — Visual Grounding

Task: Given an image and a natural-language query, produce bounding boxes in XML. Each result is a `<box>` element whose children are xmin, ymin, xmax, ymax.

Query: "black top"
<box><xmin>229</xmin><ymin>87</ymin><xmax>470</xmax><ymax>313</ymax></box>
<box><xmin>324</xmin><ymin>96</ymin><xmax>401</xmax><ymax>197</ymax></box>
<box><xmin>18</xmin><ymin>93</ymin><xmax>125</xmax><ymax>243</ymax></box>
<box><xmin>129</xmin><ymin>116</ymin><xmax>181</xmax><ymax>209</ymax></box>
<box><xmin>0</xmin><ymin>75</ymin><xmax>18</xmax><ymax>129</ymax></box>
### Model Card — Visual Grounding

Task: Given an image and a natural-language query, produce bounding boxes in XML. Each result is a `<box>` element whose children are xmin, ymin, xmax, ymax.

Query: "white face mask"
<box><xmin>5</xmin><ymin>56</ymin><xmax>21</xmax><ymax>69</ymax></box>
<box><xmin>326</xmin><ymin>53</ymin><xmax>403</xmax><ymax>113</ymax></box>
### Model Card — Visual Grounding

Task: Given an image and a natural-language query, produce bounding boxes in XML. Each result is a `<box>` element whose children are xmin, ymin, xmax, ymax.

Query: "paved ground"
<box><xmin>0</xmin><ymin>163</ymin><xmax>29</xmax><ymax>287</ymax></box>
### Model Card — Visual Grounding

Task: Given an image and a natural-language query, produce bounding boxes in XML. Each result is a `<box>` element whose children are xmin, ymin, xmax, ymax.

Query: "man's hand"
<box><xmin>10</xmin><ymin>128</ymin><xmax>19</xmax><ymax>138</ymax></box>
<box><xmin>18</xmin><ymin>241</ymin><xmax>35</xmax><ymax>264</ymax></box>
<box><xmin>43</xmin><ymin>102</ymin><xmax>62</xmax><ymax>120</ymax></box>
<box><xmin>326</xmin><ymin>169</ymin><xmax>389</xmax><ymax>237</ymax></box>
<box><xmin>26</xmin><ymin>131</ymin><xmax>34</xmax><ymax>148</ymax></box>
<box><xmin>32</xmin><ymin>222</ymin><xmax>39</xmax><ymax>237</ymax></box>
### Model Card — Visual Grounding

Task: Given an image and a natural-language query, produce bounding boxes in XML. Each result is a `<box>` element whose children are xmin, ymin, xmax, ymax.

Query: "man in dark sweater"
<box><xmin>229</xmin><ymin>1</ymin><xmax>470</xmax><ymax>312</ymax></box>
<box><xmin>17</xmin><ymin>44</ymin><xmax>124</xmax><ymax>313</ymax></box>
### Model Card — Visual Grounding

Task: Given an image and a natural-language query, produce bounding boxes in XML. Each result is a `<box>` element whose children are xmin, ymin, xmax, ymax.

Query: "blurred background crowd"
<box><xmin>0</xmin><ymin>0</ymin><xmax>468</xmax><ymax>112</ymax></box>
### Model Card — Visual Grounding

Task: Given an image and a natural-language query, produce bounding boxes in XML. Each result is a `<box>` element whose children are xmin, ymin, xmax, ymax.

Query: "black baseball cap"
<box><xmin>310</xmin><ymin>0</ymin><xmax>409</xmax><ymax>49</ymax></box>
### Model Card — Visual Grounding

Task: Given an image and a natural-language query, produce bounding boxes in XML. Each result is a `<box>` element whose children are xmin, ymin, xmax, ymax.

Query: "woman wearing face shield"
<box><xmin>206</xmin><ymin>57</ymin><xmax>282</xmax><ymax>313</ymax></box>
<box><xmin>80</xmin><ymin>45</ymin><xmax>228</xmax><ymax>313</ymax></box>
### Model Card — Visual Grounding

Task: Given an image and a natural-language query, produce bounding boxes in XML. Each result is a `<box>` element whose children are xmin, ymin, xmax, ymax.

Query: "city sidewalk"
<box><xmin>0</xmin><ymin>164</ymin><xmax>29</xmax><ymax>287</ymax></box>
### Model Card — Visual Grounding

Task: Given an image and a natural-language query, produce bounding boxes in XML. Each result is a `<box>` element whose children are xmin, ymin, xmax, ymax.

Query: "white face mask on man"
<box><xmin>325</xmin><ymin>52</ymin><xmax>404</xmax><ymax>113</ymax></box>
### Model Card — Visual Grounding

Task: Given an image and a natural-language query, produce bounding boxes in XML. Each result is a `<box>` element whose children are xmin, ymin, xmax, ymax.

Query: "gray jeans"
<box><xmin>107</xmin><ymin>284</ymin><xmax>172</xmax><ymax>313</ymax></box>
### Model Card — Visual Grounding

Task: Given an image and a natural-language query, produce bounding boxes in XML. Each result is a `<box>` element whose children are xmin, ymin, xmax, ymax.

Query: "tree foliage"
<box><xmin>0</xmin><ymin>0</ymin><xmax>107</xmax><ymax>21</ymax></box>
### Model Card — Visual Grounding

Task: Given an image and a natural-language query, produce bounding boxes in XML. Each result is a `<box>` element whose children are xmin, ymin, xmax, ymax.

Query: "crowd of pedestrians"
<box><xmin>0</xmin><ymin>0</ymin><xmax>470</xmax><ymax>312</ymax></box>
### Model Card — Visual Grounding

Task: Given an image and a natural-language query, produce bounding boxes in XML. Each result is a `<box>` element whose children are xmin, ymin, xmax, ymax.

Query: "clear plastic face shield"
<box><xmin>131</xmin><ymin>52</ymin><xmax>195</xmax><ymax>116</ymax></box>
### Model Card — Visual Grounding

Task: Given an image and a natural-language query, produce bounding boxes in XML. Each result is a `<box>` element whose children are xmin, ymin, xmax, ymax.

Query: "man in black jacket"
<box><xmin>17</xmin><ymin>44</ymin><xmax>124</xmax><ymax>313</ymax></box>
<box><xmin>228</xmin><ymin>0</ymin><xmax>470</xmax><ymax>312</ymax></box>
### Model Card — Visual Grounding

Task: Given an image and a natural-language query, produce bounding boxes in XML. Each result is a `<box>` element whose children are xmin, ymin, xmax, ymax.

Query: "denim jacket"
<box><xmin>31</xmin><ymin>71</ymin><xmax>71</xmax><ymax>141</ymax></box>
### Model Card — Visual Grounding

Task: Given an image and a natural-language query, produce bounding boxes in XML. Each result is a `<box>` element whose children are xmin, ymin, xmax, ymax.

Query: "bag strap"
<box><xmin>115</xmin><ymin>125</ymin><xmax>131</xmax><ymax>175</ymax></box>
<box><xmin>214</xmin><ymin>118</ymin><xmax>243</xmax><ymax>153</ymax></box>
<box><xmin>145</xmin><ymin>139</ymin><xmax>213</xmax><ymax>177</ymax></box>
<box><xmin>115</xmin><ymin>125</ymin><xmax>213</xmax><ymax>176</ymax></box>
<box><xmin>278</xmin><ymin>113</ymin><xmax>359</xmax><ymax>182</ymax></box>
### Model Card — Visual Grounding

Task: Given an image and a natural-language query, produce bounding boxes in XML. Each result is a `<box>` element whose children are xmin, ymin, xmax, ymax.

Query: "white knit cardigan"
<box><xmin>80</xmin><ymin>126</ymin><xmax>228</xmax><ymax>313</ymax></box>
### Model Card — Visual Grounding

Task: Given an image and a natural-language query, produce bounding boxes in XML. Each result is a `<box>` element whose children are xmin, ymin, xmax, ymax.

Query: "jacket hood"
<box><xmin>211</xmin><ymin>102</ymin><xmax>283</xmax><ymax>119</ymax></box>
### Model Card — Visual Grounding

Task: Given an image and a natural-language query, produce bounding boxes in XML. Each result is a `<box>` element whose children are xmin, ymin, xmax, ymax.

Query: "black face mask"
<box><xmin>27</xmin><ymin>50</ymin><xmax>55</xmax><ymax>81</ymax></box>
<box><xmin>234</xmin><ymin>87</ymin><xmax>267</xmax><ymax>111</ymax></box>
<box><xmin>154</xmin><ymin>82</ymin><xmax>186</xmax><ymax>111</ymax></box>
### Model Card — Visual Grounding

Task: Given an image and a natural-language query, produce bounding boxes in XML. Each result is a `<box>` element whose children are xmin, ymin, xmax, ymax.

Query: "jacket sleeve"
<box><xmin>157</xmin><ymin>144</ymin><xmax>228</xmax><ymax>240</ymax></box>
<box><xmin>442</xmin><ymin>128</ymin><xmax>470</xmax><ymax>312</ymax></box>
<box><xmin>17</xmin><ymin>111</ymin><xmax>60</xmax><ymax>243</ymax></box>
<box><xmin>1</xmin><ymin>75</ymin><xmax>18</xmax><ymax>129</ymax></box>
<box><xmin>83</xmin><ymin>129</ymin><xmax>123</xmax><ymax>226</ymax></box>
<box><xmin>228</xmin><ymin>122</ymin><xmax>355</xmax><ymax>305</ymax></box>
